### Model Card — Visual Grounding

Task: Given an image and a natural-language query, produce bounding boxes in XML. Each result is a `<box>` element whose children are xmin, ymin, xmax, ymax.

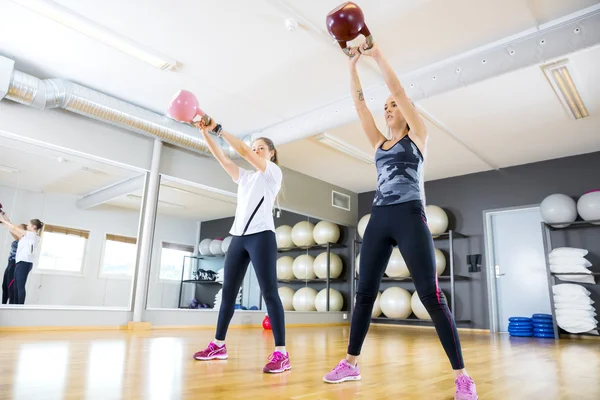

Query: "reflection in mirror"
<box><xmin>0</xmin><ymin>135</ymin><xmax>144</xmax><ymax>308</ymax></box>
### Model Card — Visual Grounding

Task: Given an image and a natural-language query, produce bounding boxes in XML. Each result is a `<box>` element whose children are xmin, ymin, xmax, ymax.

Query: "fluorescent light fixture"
<box><xmin>314</xmin><ymin>133</ymin><xmax>375</xmax><ymax>165</ymax></box>
<box><xmin>126</xmin><ymin>194</ymin><xmax>185</xmax><ymax>209</ymax></box>
<box><xmin>11</xmin><ymin>0</ymin><xmax>178</xmax><ymax>71</ymax></box>
<box><xmin>541</xmin><ymin>59</ymin><xmax>589</xmax><ymax>120</ymax></box>
<box><xmin>0</xmin><ymin>165</ymin><xmax>20</xmax><ymax>173</ymax></box>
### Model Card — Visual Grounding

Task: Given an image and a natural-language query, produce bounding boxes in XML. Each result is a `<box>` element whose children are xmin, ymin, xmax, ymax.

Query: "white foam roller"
<box><xmin>278</xmin><ymin>286</ymin><xmax>295</xmax><ymax>311</ymax></box>
<box><xmin>275</xmin><ymin>225</ymin><xmax>294</xmax><ymax>249</ymax></box>
<box><xmin>209</xmin><ymin>239</ymin><xmax>224</xmax><ymax>256</ymax></box>
<box><xmin>313</xmin><ymin>252</ymin><xmax>343</xmax><ymax>279</ymax></box>
<box><xmin>292</xmin><ymin>254</ymin><xmax>316</xmax><ymax>279</ymax></box>
<box><xmin>380</xmin><ymin>287</ymin><xmax>412</xmax><ymax>319</ymax></box>
<box><xmin>221</xmin><ymin>236</ymin><xmax>233</xmax><ymax>253</ymax></box>
<box><xmin>358</xmin><ymin>214</ymin><xmax>370</xmax><ymax>239</ymax></box>
<box><xmin>313</xmin><ymin>220</ymin><xmax>340</xmax><ymax>245</ymax></box>
<box><xmin>315</xmin><ymin>288</ymin><xmax>344</xmax><ymax>312</ymax></box>
<box><xmin>425</xmin><ymin>205</ymin><xmax>448</xmax><ymax>238</ymax></box>
<box><xmin>385</xmin><ymin>248</ymin><xmax>410</xmax><ymax>278</ymax></box>
<box><xmin>199</xmin><ymin>238</ymin><xmax>213</xmax><ymax>256</ymax></box>
<box><xmin>276</xmin><ymin>256</ymin><xmax>295</xmax><ymax>280</ymax></box>
<box><xmin>292</xmin><ymin>287</ymin><xmax>318</xmax><ymax>311</ymax></box>
<box><xmin>291</xmin><ymin>221</ymin><xmax>316</xmax><ymax>247</ymax></box>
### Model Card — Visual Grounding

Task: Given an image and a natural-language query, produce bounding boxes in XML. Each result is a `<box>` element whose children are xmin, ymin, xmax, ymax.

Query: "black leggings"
<box><xmin>215</xmin><ymin>230</ymin><xmax>286</xmax><ymax>346</ymax></box>
<box><xmin>14</xmin><ymin>261</ymin><xmax>33</xmax><ymax>305</ymax></box>
<box><xmin>2</xmin><ymin>259</ymin><xmax>16</xmax><ymax>304</ymax></box>
<box><xmin>349</xmin><ymin>200</ymin><xmax>464</xmax><ymax>370</ymax></box>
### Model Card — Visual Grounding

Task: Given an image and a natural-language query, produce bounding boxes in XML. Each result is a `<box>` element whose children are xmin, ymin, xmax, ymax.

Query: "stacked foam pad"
<box><xmin>508</xmin><ymin>314</ymin><xmax>555</xmax><ymax>338</ymax></box>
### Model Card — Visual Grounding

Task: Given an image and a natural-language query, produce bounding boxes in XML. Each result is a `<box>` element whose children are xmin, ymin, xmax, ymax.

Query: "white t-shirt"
<box><xmin>230</xmin><ymin>161</ymin><xmax>282</xmax><ymax>236</ymax></box>
<box><xmin>16</xmin><ymin>231</ymin><xmax>40</xmax><ymax>263</ymax></box>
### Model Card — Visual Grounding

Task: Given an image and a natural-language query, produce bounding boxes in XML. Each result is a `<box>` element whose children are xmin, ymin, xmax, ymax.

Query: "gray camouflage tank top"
<box><xmin>373</xmin><ymin>135</ymin><xmax>423</xmax><ymax>206</ymax></box>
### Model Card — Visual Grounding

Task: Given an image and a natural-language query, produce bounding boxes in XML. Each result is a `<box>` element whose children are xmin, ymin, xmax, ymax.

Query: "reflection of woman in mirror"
<box><xmin>2</xmin><ymin>223</ymin><xmax>27</xmax><ymax>304</ymax></box>
<box><xmin>0</xmin><ymin>214</ymin><xmax>43</xmax><ymax>304</ymax></box>
<box><xmin>191</xmin><ymin>119</ymin><xmax>290</xmax><ymax>374</ymax></box>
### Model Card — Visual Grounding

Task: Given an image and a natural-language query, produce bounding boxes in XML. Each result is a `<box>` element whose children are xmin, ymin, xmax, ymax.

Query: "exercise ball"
<box><xmin>540</xmin><ymin>193</ymin><xmax>577</xmax><ymax>228</ymax></box>
<box><xmin>385</xmin><ymin>248</ymin><xmax>410</xmax><ymax>278</ymax></box>
<box><xmin>276</xmin><ymin>256</ymin><xmax>295</xmax><ymax>280</ymax></box>
<box><xmin>313</xmin><ymin>252</ymin><xmax>343</xmax><ymax>279</ymax></box>
<box><xmin>278</xmin><ymin>286</ymin><xmax>295</xmax><ymax>311</ymax></box>
<box><xmin>577</xmin><ymin>189</ymin><xmax>600</xmax><ymax>225</ymax></box>
<box><xmin>380</xmin><ymin>287</ymin><xmax>412</xmax><ymax>319</ymax></box>
<box><xmin>315</xmin><ymin>288</ymin><xmax>344</xmax><ymax>312</ymax></box>
<box><xmin>372</xmin><ymin>291</ymin><xmax>382</xmax><ymax>317</ymax></box>
<box><xmin>434</xmin><ymin>248</ymin><xmax>446</xmax><ymax>276</ymax></box>
<box><xmin>291</xmin><ymin>221</ymin><xmax>316</xmax><ymax>247</ymax></box>
<box><xmin>275</xmin><ymin>225</ymin><xmax>294</xmax><ymax>249</ymax></box>
<box><xmin>358</xmin><ymin>213</ymin><xmax>370</xmax><ymax>239</ymax></box>
<box><xmin>221</xmin><ymin>236</ymin><xmax>233</xmax><ymax>253</ymax></box>
<box><xmin>292</xmin><ymin>254</ymin><xmax>316</xmax><ymax>279</ymax></box>
<box><xmin>425</xmin><ymin>205</ymin><xmax>448</xmax><ymax>237</ymax></box>
<box><xmin>411</xmin><ymin>291</ymin><xmax>430</xmax><ymax>320</ymax></box>
<box><xmin>313</xmin><ymin>221</ymin><xmax>340</xmax><ymax>245</ymax></box>
<box><xmin>209</xmin><ymin>239</ymin><xmax>224</xmax><ymax>256</ymax></box>
<box><xmin>292</xmin><ymin>287</ymin><xmax>318</xmax><ymax>311</ymax></box>
<box><xmin>199</xmin><ymin>238</ymin><xmax>212</xmax><ymax>256</ymax></box>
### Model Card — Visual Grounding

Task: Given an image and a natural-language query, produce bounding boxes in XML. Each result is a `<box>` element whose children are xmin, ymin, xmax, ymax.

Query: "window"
<box><xmin>37</xmin><ymin>225</ymin><xmax>89</xmax><ymax>274</ymax></box>
<box><xmin>159</xmin><ymin>242</ymin><xmax>194</xmax><ymax>281</ymax></box>
<box><xmin>101</xmin><ymin>234</ymin><xmax>138</xmax><ymax>277</ymax></box>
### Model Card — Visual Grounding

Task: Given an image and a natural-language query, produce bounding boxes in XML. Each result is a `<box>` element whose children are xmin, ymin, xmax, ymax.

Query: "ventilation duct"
<box><xmin>0</xmin><ymin>55</ymin><xmax>249</xmax><ymax>160</ymax></box>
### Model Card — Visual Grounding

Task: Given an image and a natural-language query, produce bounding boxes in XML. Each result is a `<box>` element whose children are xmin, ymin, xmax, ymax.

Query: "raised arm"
<box><xmin>348</xmin><ymin>47</ymin><xmax>387</xmax><ymax>149</ymax></box>
<box><xmin>193</xmin><ymin>122</ymin><xmax>240</xmax><ymax>181</ymax></box>
<box><xmin>360</xmin><ymin>43</ymin><xmax>428</xmax><ymax>145</ymax></box>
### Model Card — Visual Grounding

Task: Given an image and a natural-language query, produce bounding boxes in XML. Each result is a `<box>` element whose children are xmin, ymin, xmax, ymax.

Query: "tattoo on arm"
<box><xmin>357</xmin><ymin>90</ymin><xmax>364</xmax><ymax>101</ymax></box>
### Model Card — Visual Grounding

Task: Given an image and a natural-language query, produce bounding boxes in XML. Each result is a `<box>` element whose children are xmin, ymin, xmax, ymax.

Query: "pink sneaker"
<box><xmin>455</xmin><ymin>375</ymin><xmax>478</xmax><ymax>400</ymax></box>
<box><xmin>263</xmin><ymin>351</ymin><xmax>291</xmax><ymax>373</ymax></box>
<box><xmin>323</xmin><ymin>359</ymin><xmax>361</xmax><ymax>384</ymax></box>
<box><xmin>193</xmin><ymin>342</ymin><xmax>228</xmax><ymax>360</ymax></box>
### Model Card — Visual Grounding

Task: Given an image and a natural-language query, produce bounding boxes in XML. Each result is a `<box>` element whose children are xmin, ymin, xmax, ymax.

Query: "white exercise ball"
<box><xmin>315</xmin><ymin>288</ymin><xmax>344</xmax><ymax>312</ymax></box>
<box><xmin>292</xmin><ymin>254</ymin><xmax>316</xmax><ymax>279</ymax></box>
<box><xmin>278</xmin><ymin>286</ymin><xmax>295</xmax><ymax>311</ymax></box>
<box><xmin>292</xmin><ymin>287</ymin><xmax>318</xmax><ymax>311</ymax></box>
<box><xmin>209</xmin><ymin>239</ymin><xmax>224</xmax><ymax>256</ymax></box>
<box><xmin>275</xmin><ymin>225</ymin><xmax>294</xmax><ymax>249</ymax></box>
<box><xmin>435</xmin><ymin>248</ymin><xmax>446</xmax><ymax>276</ymax></box>
<box><xmin>313</xmin><ymin>221</ymin><xmax>340</xmax><ymax>245</ymax></box>
<box><xmin>425</xmin><ymin>205</ymin><xmax>448</xmax><ymax>238</ymax></box>
<box><xmin>540</xmin><ymin>193</ymin><xmax>577</xmax><ymax>228</ymax></box>
<box><xmin>372</xmin><ymin>291</ymin><xmax>382</xmax><ymax>317</ymax></box>
<box><xmin>221</xmin><ymin>236</ymin><xmax>233</xmax><ymax>253</ymax></box>
<box><xmin>291</xmin><ymin>221</ymin><xmax>316</xmax><ymax>247</ymax></box>
<box><xmin>199</xmin><ymin>238</ymin><xmax>212</xmax><ymax>256</ymax></box>
<box><xmin>577</xmin><ymin>189</ymin><xmax>600</xmax><ymax>225</ymax></box>
<box><xmin>358</xmin><ymin>214</ymin><xmax>370</xmax><ymax>239</ymax></box>
<box><xmin>313</xmin><ymin>252</ymin><xmax>343</xmax><ymax>279</ymax></box>
<box><xmin>276</xmin><ymin>256</ymin><xmax>295</xmax><ymax>280</ymax></box>
<box><xmin>385</xmin><ymin>248</ymin><xmax>410</xmax><ymax>278</ymax></box>
<box><xmin>411</xmin><ymin>291</ymin><xmax>430</xmax><ymax>320</ymax></box>
<box><xmin>380</xmin><ymin>287</ymin><xmax>412</xmax><ymax>319</ymax></box>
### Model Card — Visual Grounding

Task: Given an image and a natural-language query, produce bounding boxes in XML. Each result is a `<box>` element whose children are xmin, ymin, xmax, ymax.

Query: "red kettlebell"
<box><xmin>326</xmin><ymin>1</ymin><xmax>374</xmax><ymax>57</ymax></box>
<box><xmin>262</xmin><ymin>314</ymin><xmax>272</xmax><ymax>330</ymax></box>
<box><xmin>166</xmin><ymin>89</ymin><xmax>212</xmax><ymax>126</ymax></box>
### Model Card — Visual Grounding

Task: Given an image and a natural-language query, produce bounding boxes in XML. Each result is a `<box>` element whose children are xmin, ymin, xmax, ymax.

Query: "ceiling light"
<box><xmin>126</xmin><ymin>194</ymin><xmax>185</xmax><ymax>209</ymax></box>
<box><xmin>541</xmin><ymin>59</ymin><xmax>589</xmax><ymax>120</ymax></box>
<box><xmin>314</xmin><ymin>133</ymin><xmax>374</xmax><ymax>165</ymax></box>
<box><xmin>0</xmin><ymin>165</ymin><xmax>20</xmax><ymax>173</ymax></box>
<box><xmin>11</xmin><ymin>0</ymin><xmax>178</xmax><ymax>71</ymax></box>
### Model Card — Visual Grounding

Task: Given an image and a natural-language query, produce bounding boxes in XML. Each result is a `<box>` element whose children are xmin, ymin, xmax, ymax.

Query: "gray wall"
<box><xmin>358</xmin><ymin>151</ymin><xmax>600</xmax><ymax>329</ymax></box>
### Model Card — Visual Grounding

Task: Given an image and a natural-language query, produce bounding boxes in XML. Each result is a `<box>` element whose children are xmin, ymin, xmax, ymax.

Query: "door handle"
<box><xmin>495</xmin><ymin>265</ymin><xmax>505</xmax><ymax>278</ymax></box>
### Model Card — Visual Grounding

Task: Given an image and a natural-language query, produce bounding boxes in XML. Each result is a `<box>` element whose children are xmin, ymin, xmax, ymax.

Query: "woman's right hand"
<box><xmin>348</xmin><ymin>46</ymin><xmax>362</xmax><ymax>69</ymax></box>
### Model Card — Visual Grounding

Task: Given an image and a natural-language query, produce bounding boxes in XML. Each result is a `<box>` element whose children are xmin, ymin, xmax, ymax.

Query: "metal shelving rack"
<box><xmin>352</xmin><ymin>230</ymin><xmax>471</xmax><ymax>326</ymax></box>
<box><xmin>541</xmin><ymin>218</ymin><xmax>600</xmax><ymax>339</ymax></box>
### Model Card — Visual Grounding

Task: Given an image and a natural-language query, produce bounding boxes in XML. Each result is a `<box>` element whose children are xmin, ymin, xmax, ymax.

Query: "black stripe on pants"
<box><xmin>215</xmin><ymin>230</ymin><xmax>286</xmax><ymax>346</ymax></box>
<box><xmin>349</xmin><ymin>200</ymin><xmax>465</xmax><ymax>370</ymax></box>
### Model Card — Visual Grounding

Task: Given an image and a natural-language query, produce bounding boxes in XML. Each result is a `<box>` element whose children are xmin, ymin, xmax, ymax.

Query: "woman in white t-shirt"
<box><xmin>0</xmin><ymin>215</ymin><xmax>43</xmax><ymax>304</ymax></box>
<box><xmin>190</xmin><ymin>118</ymin><xmax>290</xmax><ymax>374</ymax></box>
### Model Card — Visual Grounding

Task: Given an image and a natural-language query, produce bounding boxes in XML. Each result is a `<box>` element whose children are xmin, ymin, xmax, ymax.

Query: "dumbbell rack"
<box><xmin>351</xmin><ymin>230</ymin><xmax>471</xmax><ymax>326</ymax></box>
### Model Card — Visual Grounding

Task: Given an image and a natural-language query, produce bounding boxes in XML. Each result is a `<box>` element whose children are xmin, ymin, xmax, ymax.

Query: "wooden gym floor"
<box><xmin>0</xmin><ymin>325</ymin><xmax>598</xmax><ymax>399</ymax></box>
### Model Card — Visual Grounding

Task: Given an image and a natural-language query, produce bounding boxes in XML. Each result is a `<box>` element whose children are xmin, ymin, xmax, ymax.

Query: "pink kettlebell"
<box><xmin>166</xmin><ymin>89</ymin><xmax>211</xmax><ymax>125</ymax></box>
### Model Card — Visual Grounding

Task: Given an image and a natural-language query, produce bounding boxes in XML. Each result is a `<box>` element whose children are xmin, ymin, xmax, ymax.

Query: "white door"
<box><xmin>488</xmin><ymin>207</ymin><xmax>551</xmax><ymax>332</ymax></box>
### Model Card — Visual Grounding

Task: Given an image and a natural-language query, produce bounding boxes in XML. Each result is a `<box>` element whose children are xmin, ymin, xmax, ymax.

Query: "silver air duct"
<box><xmin>1</xmin><ymin>56</ymin><xmax>249</xmax><ymax>159</ymax></box>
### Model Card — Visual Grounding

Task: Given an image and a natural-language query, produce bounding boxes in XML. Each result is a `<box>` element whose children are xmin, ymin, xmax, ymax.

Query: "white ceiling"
<box><xmin>1</xmin><ymin>0</ymin><xmax>599</xmax><ymax>194</ymax></box>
